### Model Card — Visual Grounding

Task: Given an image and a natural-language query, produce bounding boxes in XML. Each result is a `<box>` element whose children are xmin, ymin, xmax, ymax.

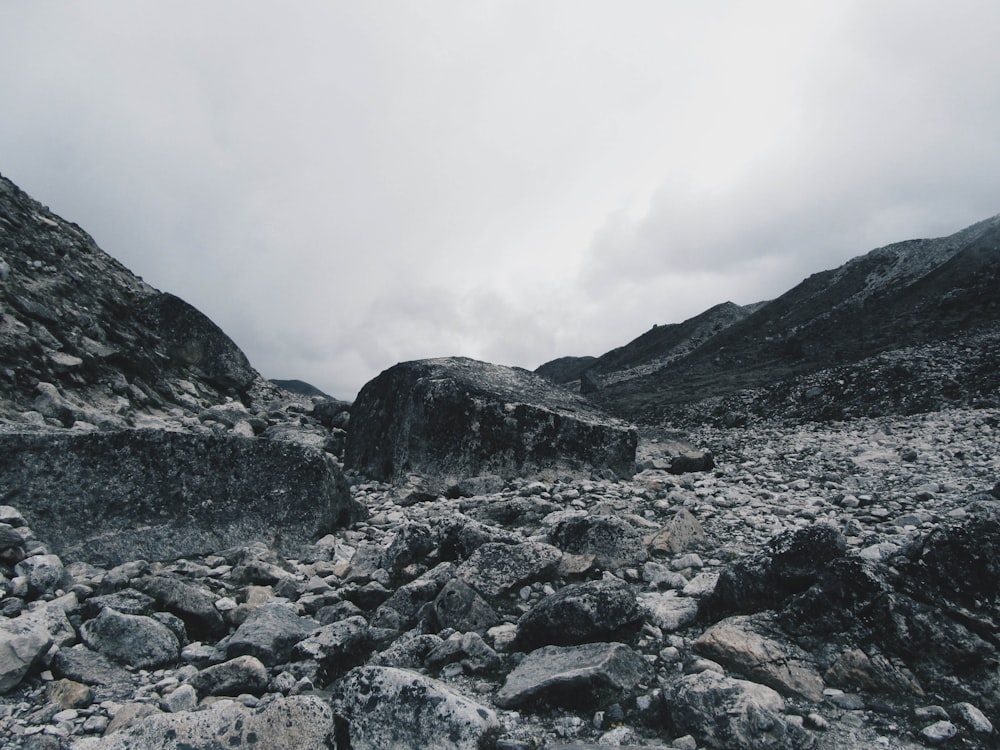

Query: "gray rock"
<box><xmin>495</xmin><ymin>641</ymin><xmax>653</xmax><ymax>709</ymax></box>
<box><xmin>51</xmin><ymin>645</ymin><xmax>133</xmax><ymax>689</ymax></box>
<box><xmin>425</xmin><ymin>631</ymin><xmax>501</xmax><ymax>674</ymax></box>
<box><xmin>457</xmin><ymin>541</ymin><xmax>562</xmax><ymax>597</ymax></box>
<box><xmin>132</xmin><ymin>575</ymin><xmax>226</xmax><ymax>638</ymax></box>
<box><xmin>0</xmin><ymin>430</ymin><xmax>365</xmax><ymax>566</ymax></box>
<box><xmin>71</xmin><ymin>694</ymin><xmax>334</xmax><ymax>749</ymax></box>
<box><xmin>80</xmin><ymin>607</ymin><xmax>179</xmax><ymax>669</ymax></box>
<box><xmin>646</xmin><ymin>508</ymin><xmax>709</xmax><ymax>556</ymax></box>
<box><xmin>373</xmin><ymin>562</ymin><xmax>457</xmax><ymax>631</ymax></box>
<box><xmin>638</xmin><ymin>591</ymin><xmax>699</xmax><ymax>632</ymax></box>
<box><xmin>428</xmin><ymin>578</ymin><xmax>501</xmax><ymax>633</ymax></box>
<box><xmin>0</xmin><ymin>597</ymin><xmax>77</xmax><ymax>692</ymax></box>
<box><xmin>665</xmin><ymin>670</ymin><xmax>815</xmax><ymax>750</ymax></box>
<box><xmin>333</xmin><ymin>665</ymin><xmax>500</xmax><ymax>750</ymax></box>
<box><xmin>14</xmin><ymin>553</ymin><xmax>67</xmax><ymax>597</ymax></box>
<box><xmin>160</xmin><ymin>682</ymin><xmax>197</xmax><ymax>712</ymax></box>
<box><xmin>345</xmin><ymin>357</ymin><xmax>637</xmax><ymax>481</ymax></box>
<box><xmin>224</xmin><ymin>603</ymin><xmax>314</xmax><ymax>666</ymax></box>
<box><xmin>187</xmin><ymin>654</ymin><xmax>270</xmax><ymax>696</ymax></box>
<box><xmin>550</xmin><ymin>515</ymin><xmax>648</xmax><ymax>571</ymax></box>
<box><xmin>294</xmin><ymin>615</ymin><xmax>371</xmax><ymax>680</ymax></box>
<box><xmin>919</xmin><ymin>720</ymin><xmax>959</xmax><ymax>745</ymax></box>
<box><xmin>514</xmin><ymin>578</ymin><xmax>643</xmax><ymax>650</ymax></box>
<box><xmin>950</xmin><ymin>701</ymin><xmax>994</xmax><ymax>734</ymax></box>
<box><xmin>693</xmin><ymin>615</ymin><xmax>825</xmax><ymax>701</ymax></box>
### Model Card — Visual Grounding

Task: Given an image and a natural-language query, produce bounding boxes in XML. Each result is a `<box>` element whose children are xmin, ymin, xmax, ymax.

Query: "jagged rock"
<box><xmin>79</xmin><ymin>608</ymin><xmax>179</xmax><ymax>670</ymax></box>
<box><xmin>437</xmin><ymin>516</ymin><xmax>523</xmax><ymax>561</ymax></box>
<box><xmin>425</xmin><ymin>631</ymin><xmax>501</xmax><ymax>674</ymax></box>
<box><xmin>549</xmin><ymin>515</ymin><xmax>648</xmax><ymax>570</ymax></box>
<box><xmin>132</xmin><ymin>575</ymin><xmax>226</xmax><ymax>638</ymax></box>
<box><xmin>81</xmin><ymin>589</ymin><xmax>156</xmax><ymax>619</ymax></box>
<box><xmin>456</xmin><ymin>541</ymin><xmax>562</xmax><ymax>597</ymax></box>
<box><xmin>823</xmin><ymin>648</ymin><xmax>924</xmax><ymax>696</ymax></box>
<box><xmin>345</xmin><ymin>357</ymin><xmax>638</xmax><ymax>481</ymax></box>
<box><xmin>0</xmin><ymin>429</ymin><xmax>364</xmax><ymax>566</ymax></box>
<box><xmin>372</xmin><ymin>562</ymin><xmax>457</xmax><ymax>631</ymax></box>
<box><xmin>514</xmin><ymin>578</ymin><xmax>644</xmax><ymax>651</ymax></box>
<box><xmin>14</xmin><ymin>553</ymin><xmax>67</xmax><ymax>597</ymax></box>
<box><xmin>332</xmin><ymin>665</ymin><xmax>500</xmax><ymax>750</ymax></box>
<box><xmin>224</xmin><ymin>603</ymin><xmax>314</xmax><ymax>666</ymax></box>
<box><xmin>646</xmin><ymin>508</ymin><xmax>708</xmax><ymax>556</ymax></box>
<box><xmin>71</xmin><ymin>695</ymin><xmax>334</xmax><ymax>750</ymax></box>
<box><xmin>665</xmin><ymin>670</ymin><xmax>816</xmax><ymax>750</ymax></box>
<box><xmin>0</xmin><ymin>596</ymin><xmax>77</xmax><ymax>692</ymax></box>
<box><xmin>428</xmin><ymin>578</ymin><xmax>501</xmax><ymax>633</ymax></box>
<box><xmin>51</xmin><ymin>645</ymin><xmax>133</xmax><ymax>690</ymax></box>
<box><xmin>701</xmin><ymin>523</ymin><xmax>847</xmax><ymax>620</ymax></box>
<box><xmin>495</xmin><ymin>641</ymin><xmax>653</xmax><ymax>709</ymax></box>
<box><xmin>382</xmin><ymin>521</ymin><xmax>435</xmax><ymax>577</ymax></box>
<box><xmin>668</xmin><ymin>450</ymin><xmax>715</xmax><ymax>474</ymax></box>
<box><xmin>186</xmin><ymin>654</ymin><xmax>270</xmax><ymax>696</ymax></box>
<box><xmin>638</xmin><ymin>591</ymin><xmax>699</xmax><ymax>632</ymax></box>
<box><xmin>367</xmin><ymin>633</ymin><xmax>445</xmax><ymax>670</ymax></box>
<box><xmin>693</xmin><ymin>615</ymin><xmax>825</xmax><ymax>701</ymax></box>
<box><xmin>160</xmin><ymin>683</ymin><xmax>197</xmax><ymax>713</ymax></box>
<box><xmin>48</xmin><ymin>678</ymin><xmax>94</xmax><ymax>709</ymax></box>
<box><xmin>294</xmin><ymin>615</ymin><xmax>372</xmax><ymax>680</ymax></box>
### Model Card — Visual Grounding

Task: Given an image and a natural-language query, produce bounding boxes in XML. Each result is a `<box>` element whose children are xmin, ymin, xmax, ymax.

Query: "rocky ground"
<box><xmin>1</xmin><ymin>405</ymin><xmax>997</xmax><ymax>749</ymax></box>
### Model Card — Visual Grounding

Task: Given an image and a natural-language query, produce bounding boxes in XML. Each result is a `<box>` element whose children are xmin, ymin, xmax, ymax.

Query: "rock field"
<box><xmin>1</xmin><ymin>405</ymin><xmax>997</xmax><ymax>749</ymax></box>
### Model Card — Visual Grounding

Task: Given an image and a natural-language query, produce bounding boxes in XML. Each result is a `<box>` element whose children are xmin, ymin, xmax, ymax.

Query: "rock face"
<box><xmin>345</xmin><ymin>357</ymin><xmax>638</xmax><ymax>481</ymax></box>
<box><xmin>0</xmin><ymin>429</ymin><xmax>364</xmax><ymax>565</ymax></box>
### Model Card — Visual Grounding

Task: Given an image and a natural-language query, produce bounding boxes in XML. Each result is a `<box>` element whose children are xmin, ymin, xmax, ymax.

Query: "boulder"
<box><xmin>638</xmin><ymin>591</ymin><xmax>699</xmax><ymax>632</ymax></box>
<box><xmin>224</xmin><ymin>603</ymin><xmax>314</xmax><ymax>666</ymax></box>
<box><xmin>495</xmin><ymin>641</ymin><xmax>653</xmax><ymax>709</ymax></box>
<box><xmin>132</xmin><ymin>575</ymin><xmax>226</xmax><ymax>638</ymax></box>
<box><xmin>549</xmin><ymin>515</ymin><xmax>648</xmax><ymax>570</ymax></box>
<box><xmin>0</xmin><ymin>597</ymin><xmax>76</xmax><ymax>693</ymax></box>
<box><xmin>294</xmin><ymin>615</ymin><xmax>372</xmax><ymax>680</ymax></box>
<box><xmin>187</xmin><ymin>654</ymin><xmax>270</xmax><ymax>697</ymax></box>
<box><xmin>456</xmin><ymin>541</ymin><xmax>562</xmax><ymax>597</ymax></box>
<box><xmin>70</xmin><ymin>694</ymin><xmax>334</xmax><ymax>750</ymax></box>
<box><xmin>14</xmin><ymin>554</ymin><xmax>68</xmax><ymax>597</ymax></box>
<box><xmin>428</xmin><ymin>578</ymin><xmax>501</xmax><ymax>633</ymax></box>
<box><xmin>700</xmin><ymin>523</ymin><xmax>846</xmax><ymax>620</ymax></box>
<box><xmin>647</xmin><ymin>508</ymin><xmax>708</xmax><ymax>556</ymax></box>
<box><xmin>345</xmin><ymin>357</ymin><xmax>637</xmax><ymax>481</ymax></box>
<box><xmin>0</xmin><ymin>429</ymin><xmax>365</xmax><ymax>566</ymax></box>
<box><xmin>51</xmin><ymin>645</ymin><xmax>133</xmax><ymax>690</ymax></box>
<box><xmin>332</xmin><ymin>665</ymin><xmax>500</xmax><ymax>750</ymax></box>
<box><xmin>79</xmin><ymin>608</ymin><xmax>179</xmax><ymax>670</ymax></box>
<box><xmin>514</xmin><ymin>578</ymin><xmax>644</xmax><ymax>651</ymax></box>
<box><xmin>693</xmin><ymin>615</ymin><xmax>825</xmax><ymax>701</ymax></box>
<box><xmin>665</xmin><ymin>670</ymin><xmax>816</xmax><ymax>750</ymax></box>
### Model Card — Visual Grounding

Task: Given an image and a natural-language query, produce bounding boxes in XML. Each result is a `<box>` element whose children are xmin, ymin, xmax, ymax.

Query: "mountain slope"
<box><xmin>0</xmin><ymin>172</ymin><xmax>287</xmax><ymax>426</ymax></box>
<box><xmin>564</xmin><ymin>213</ymin><xmax>1000</xmax><ymax>424</ymax></box>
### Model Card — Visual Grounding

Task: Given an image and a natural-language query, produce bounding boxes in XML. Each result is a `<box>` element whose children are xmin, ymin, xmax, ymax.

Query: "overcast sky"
<box><xmin>2</xmin><ymin>2</ymin><xmax>998</xmax><ymax>399</ymax></box>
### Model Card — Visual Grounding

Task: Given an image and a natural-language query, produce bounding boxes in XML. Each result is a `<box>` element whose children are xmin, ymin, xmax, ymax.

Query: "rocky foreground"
<box><xmin>1</xmin><ymin>406</ymin><xmax>998</xmax><ymax>749</ymax></box>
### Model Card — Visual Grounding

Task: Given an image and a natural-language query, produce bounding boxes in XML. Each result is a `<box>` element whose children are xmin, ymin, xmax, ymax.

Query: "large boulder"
<box><xmin>514</xmin><ymin>578</ymin><xmax>644</xmax><ymax>651</ymax></box>
<box><xmin>0</xmin><ymin>429</ymin><xmax>365</xmax><ymax>566</ymax></box>
<box><xmin>345</xmin><ymin>357</ymin><xmax>637</xmax><ymax>481</ymax></box>
<box><xmin>71</xmin><ymin>694</ymin><xmax>334</xmax><ymax>750</ymax></box>
<box><xmin>496</xmin><ymin>641</ymin><xmax>654</xmax><ymax>710</ymax></box>
<box><xmin>332</xmin><ymin>665</ymin><xmax>500</xmax><ymax>750</ymax></box>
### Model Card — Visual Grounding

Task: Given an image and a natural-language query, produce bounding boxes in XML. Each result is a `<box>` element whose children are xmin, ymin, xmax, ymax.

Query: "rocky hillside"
<box><xmin>539</xmin><ymin>214</ymin><xmax>1000</xmax><ymax>425</ymax></box>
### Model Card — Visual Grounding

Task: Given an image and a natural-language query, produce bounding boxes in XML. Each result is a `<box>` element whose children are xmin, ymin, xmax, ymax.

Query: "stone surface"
<box><xmin>187</xmin><ymin>654</ymin><xmax>270</xmax><ymax>696</ymax></box>
<box><xmin>515</xmin><ymin>578</ymin><xmax>644</xmax><ymax>651</ymax></box>
<box><xmin>332</xmin><ymin>665</ymin><xmax>500</xmax><ymax>750</ymax></box>
<box><xmin>79</xmin><ymin>608</ymin><xmax>179</xmax><ymax>670</ymax></box>
<box><xmin>549</xmin><ymin>515</ymin><xmax>648</xmax><ymax>571</ymax></box>
<box><xmin>497</xmin><ymin>641</ymin><xmax>653</xmax><ymax>710</ymax></box>
<box><xmin>456</xmin><ymin>541</ymin><xmax>562</xmax><ymax>597</ymax></box>
<box><xmin>132</xmin><ymin>575</ymin><xmax>226</xmax><ymax>638</ymax></box>
<box><xmin>71</xmin><ymin>695</ymin><xmax>334</xmax><ymax>749</ymax></box>
<box><xmin>344</xmin><ymin>357</ymin><xmax>638</xmax><ymax>481</ymax></box>
<box><xmin>0</xmin><ymin>430</ymin><xmax>364</xmax><ymax>566</ymax></box>
<box><xmin>224</xmin><ymin>603</ymin><xmax>314</xmax><ymax>666</ymax></box>
<box><xmin>665</xmin><ymin>670</ymin><xmax>815</xmax><ymax>750</ymax></box>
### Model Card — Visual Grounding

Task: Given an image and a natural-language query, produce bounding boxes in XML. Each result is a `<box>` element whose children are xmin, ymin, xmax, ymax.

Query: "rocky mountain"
<box><xmin>539</xmin><ymin>214</ymin><xmax>1000</xmax><ymax>425</ymax></box>
<box><xmin>1</xmin><ymin>174</ymin><xmax>999</xmax><ymax>750</ymax></box>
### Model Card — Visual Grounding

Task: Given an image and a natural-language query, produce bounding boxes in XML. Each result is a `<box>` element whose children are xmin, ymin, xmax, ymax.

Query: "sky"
<box><xmin>1</xmin><ymin>2</ymin><xmax>999</xmax><ymax>400</ymax></box>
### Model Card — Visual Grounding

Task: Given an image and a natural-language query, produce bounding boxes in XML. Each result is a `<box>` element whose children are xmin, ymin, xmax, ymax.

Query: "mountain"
<box><xmin>539</xmin><ymin>213</ymin><xmax>1000</xmax><ymax>424</ymax></box>
<box><xmin>0</xmin><ymin>172</ymin><xmax>318</xmax><ymax>427</ymax></box>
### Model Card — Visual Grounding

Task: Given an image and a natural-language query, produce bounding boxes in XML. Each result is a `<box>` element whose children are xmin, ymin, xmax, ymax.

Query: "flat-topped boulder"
<box><xmin>345</xmin><ymin>357</ymin><xmax>637</xmax><ymax>481</ymax></box>
<box><xmin>0</xmin><ymin>428</ymin><xmax>365</xmax><ymax>566</ymax></box>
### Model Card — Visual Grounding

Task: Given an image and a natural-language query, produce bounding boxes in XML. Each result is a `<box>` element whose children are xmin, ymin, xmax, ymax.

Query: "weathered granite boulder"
<box><xmin>665</xmin><ymin>670</ymin><xmax>816</xmax><ymax>750</ymax></box>
<box><xmin>332</xmin><ymin>665</ymin><xmax>500</xmax><ymax>750</ymax></box>
<box><xmin>345</xmin><ymin>357</ymin><xmax>638</xmax><ymax>481</ymax></box>
<box><xmin>0</xmin><ymin>429</ymin><xmax>365</xmax><ymax>566</ymax></box>
<box><xmin>71</xmin><ymin>695</ymin><xmax>334</xmax><ymax>750</ymax></box>
<box><xmin>514</xmin><ymin>578</ymin><xmax>644</xmax><ymax>651</ymax></box>
<box><xmin>496</xmin><ymin>641</ymin><xmax>654</xmax><ymax>710</ymax></box>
